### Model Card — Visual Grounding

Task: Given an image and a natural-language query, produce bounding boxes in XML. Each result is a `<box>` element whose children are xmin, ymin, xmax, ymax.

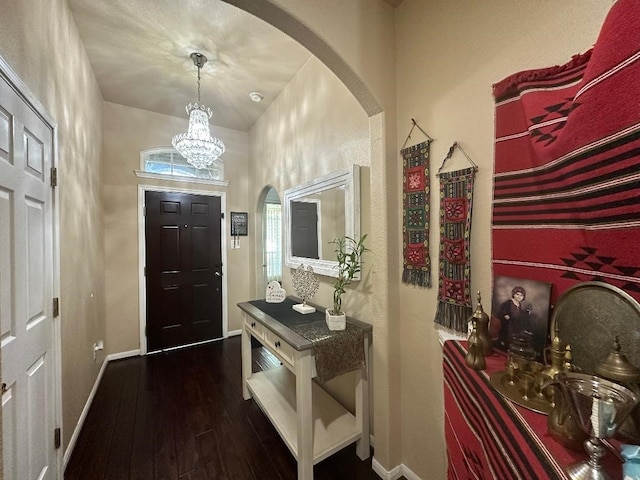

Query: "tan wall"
<box><xmin>395</xmin><ymin>1</ymin><xmax>614</xmax><ymax>477</ymax></box>
<box><xmin>249</xmin><ymin>57</ymin><xmax>371</xmax><ymax>310</ymax></box>
<box><xmin>249</xmin><ymin>57</ymin><xmax>371</xmax><ymax>408</ymax></box>
<box><xmin>0</xmin><ymin>0</ymin><xmax>618</xmax><ymax>477</ymax></box>
<box><xmin>241</xmin><ymin>0</ymin><xmax>404</xmax><ymax>469</ymax></box>
<box><xmin>0</xmin><ymin>0</ymin><xmax>105</xmax><ymax>455</ymax></box>
<box><xmin>102</xmin><ymin>102</ymin><xmax>251</xmax><ymax>353</ymax></box>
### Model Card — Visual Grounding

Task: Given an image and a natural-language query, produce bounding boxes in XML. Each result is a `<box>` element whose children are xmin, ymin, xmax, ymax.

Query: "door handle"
<box><xmin>215</xmin><ymin>271</ymin><xmax>222</xmax><ymax>277</ymax></box>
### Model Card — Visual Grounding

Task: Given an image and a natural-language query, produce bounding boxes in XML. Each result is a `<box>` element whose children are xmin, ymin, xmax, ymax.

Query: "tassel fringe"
<box><xmin>434</xmin><ymin>301</ymin><xmax>472</xmax><ymax>334</ymax></box>
<box><xmin>492</xmin><ymin>49</ymin><xmax>593</xmax><ymax>100</ymax></box>
<box><xmin>402</xmin><ymin>268</ymin><xmax>431</xmax><ymax>288</ymax></box>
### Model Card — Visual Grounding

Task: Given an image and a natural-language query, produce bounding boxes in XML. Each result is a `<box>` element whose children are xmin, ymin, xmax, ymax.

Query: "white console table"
<box><xmin>238</xmin><ymin>299</ymin><xmax>372</xmax><ymax>480</ymax></box>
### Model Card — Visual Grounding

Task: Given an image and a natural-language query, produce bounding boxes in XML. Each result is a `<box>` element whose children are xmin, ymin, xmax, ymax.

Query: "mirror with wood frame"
<box><xmin>283</xmin><ymin>165</ymin><xmax>360</xmax><ymax>278</ymax></box>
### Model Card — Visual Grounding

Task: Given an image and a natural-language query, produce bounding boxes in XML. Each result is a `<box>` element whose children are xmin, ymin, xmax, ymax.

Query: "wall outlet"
<box><xmin>93</xmin><ymin>340</ymin><xmax>104</xmax><ymax>361</ymax></box>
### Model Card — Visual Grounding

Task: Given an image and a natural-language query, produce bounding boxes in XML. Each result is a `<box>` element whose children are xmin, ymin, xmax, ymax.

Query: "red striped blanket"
<box><xmin>491</xmin><ymin>0</ymin><xmax>640</xmax><ymax>303</ymax></box>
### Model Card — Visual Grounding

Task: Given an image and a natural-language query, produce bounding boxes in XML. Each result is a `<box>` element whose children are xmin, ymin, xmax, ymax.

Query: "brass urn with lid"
<box><xmin>594</xmin><ymin>336</ymin><xmax>640</xmax><ymax>384</ymax></box>
<box><xmin>465</xmin><ymin>322</ymin><xmax>486</xmax><ymax>371</ymax></box>
<box><xmin>541</xmin><ymin>324</ymin><xmax>565</xmax><ymax>379</ymax></box>
<box><xmin>594</xmin><ymin>336</ymin><xmax>640</xmax><ymax>442</ymax></box>
<box><xmin>469</xmin><ymin>291</ymin><xmax>492</xmax><ymax>357</ymax></box>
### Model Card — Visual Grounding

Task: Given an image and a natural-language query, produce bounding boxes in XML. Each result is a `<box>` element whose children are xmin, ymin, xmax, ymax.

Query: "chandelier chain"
<box><xmin>197</xmin><ymin>64</ymin><xmax>201</xmax><ymax>103</ymax></box>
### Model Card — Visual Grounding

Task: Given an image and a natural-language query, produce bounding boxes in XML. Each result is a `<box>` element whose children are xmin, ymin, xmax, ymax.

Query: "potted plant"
<box><xmin>326</xmin><ymin>234</ymin><xmax>369</xmax><ymax>330</ymax></box>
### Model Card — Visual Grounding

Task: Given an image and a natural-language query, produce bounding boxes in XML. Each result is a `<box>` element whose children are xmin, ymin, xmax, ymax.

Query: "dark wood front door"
<box><xmin>145</xmin><ymin>191</ymin><xmax>223</xmax><ymax>352</ymax></box>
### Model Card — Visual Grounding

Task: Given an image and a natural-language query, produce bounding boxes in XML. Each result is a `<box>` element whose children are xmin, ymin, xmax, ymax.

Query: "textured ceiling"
<box><xmin>68</xmin><ymin>0</ymin><xmax>404</xmax><ymax>132</ymax></box>
<box><xmin>67</xmin><ymin>0</ymin><xmax>312</xmax><ymax>131</ymax></box>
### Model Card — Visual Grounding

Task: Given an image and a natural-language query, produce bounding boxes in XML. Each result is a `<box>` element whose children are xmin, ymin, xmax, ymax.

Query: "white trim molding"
<box><xmin>63</xmin><ymin>357</ymin><xmax>109</xmax><ymax>469</ymax></box>
<box><xmin>372</xmin><ymin>458</ymin><xmax>422</xmax><ymax>480</ymax></box>
<box><xmin>63</xmin><ymin>350</ymin><xmax>140</xmax><ymax>468</ymax></box>
<box><xmin>107</xmin><ymin>349</ymin><xmax>141</xmax><ymax>361</ymax></box>
<box><xmin>134</xmin><ymin>170</ymin><xmax>230</xmax><ymax>187</ymax></box>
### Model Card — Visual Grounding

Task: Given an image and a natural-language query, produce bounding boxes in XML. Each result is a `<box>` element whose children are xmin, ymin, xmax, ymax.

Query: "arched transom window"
<box><xmin>137</xmin><ymin>147</ymin><xmax>226</xmax><ymax>184</ymax></box>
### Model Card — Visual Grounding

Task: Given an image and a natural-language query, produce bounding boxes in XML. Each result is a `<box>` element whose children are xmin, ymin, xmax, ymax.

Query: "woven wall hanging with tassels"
<box><xmin>434</xmin><ymin>142</ymin><xmax>478</xmax><ymax>332</ymax></box>
<box><xmin>401</xmin><ymin>119</ymin><xmax>434</xmax><ymax>288</ymax></box>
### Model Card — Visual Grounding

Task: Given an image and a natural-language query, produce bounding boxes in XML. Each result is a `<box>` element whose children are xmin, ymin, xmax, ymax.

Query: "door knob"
<box><xmin>215</xmin><ymin>271</ymin><xmax>222</xmax><ymax>277</ymax></box>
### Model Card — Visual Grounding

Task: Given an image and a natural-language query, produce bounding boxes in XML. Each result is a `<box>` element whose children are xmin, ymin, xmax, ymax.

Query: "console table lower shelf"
<box><xmin>246</xmin><ymin>366</ymin><xmax>361</xmax><ymax>463</ymax></box>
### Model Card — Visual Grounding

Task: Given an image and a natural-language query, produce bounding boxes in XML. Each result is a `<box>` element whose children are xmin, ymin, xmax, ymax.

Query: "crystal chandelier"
<box><xmin>172</xmin><ymin>52</ymin><xmax>225</xmax><ymax>169</ymax></box>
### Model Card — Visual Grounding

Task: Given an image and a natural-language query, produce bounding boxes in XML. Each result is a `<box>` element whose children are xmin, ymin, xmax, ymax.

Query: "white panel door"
<box><xmin>0</xmin><ymin>69</ymin><xmax>56</xmax><ymax>479</ymax></box>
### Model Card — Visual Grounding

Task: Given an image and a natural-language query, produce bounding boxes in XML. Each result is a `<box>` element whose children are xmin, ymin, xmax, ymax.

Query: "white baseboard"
<box><xmin>227</xmin><ymin>329</ymin><xmax>241</xmax><ymax>337</ymax></box>
<box><xmin>372</xmin><ymin>458</ymin><xmax>421</xmax><ymax>480</ymax></box>
<box><xmin>107</xmin><ymin>349</ymin><xmax>140</xmax><ymax>361</ymax></box>
<box><xmin>372</xmin><ymin>458</ymin><xmax>403</xmax><ymax>480</ymax></box>
<box><xmin>62</xmin><ymin>349</ymin><xmax>141</xmax><ymax>469</ymax></box>
<box><xmin>62</xmin><ymin>357</ymin><xmax>110</xmax><ymax>468</ymax></box>
<box><xmin>399</xmin><ymin>464</ymin><xmax>421</xmax><ymax>480</ymax></box>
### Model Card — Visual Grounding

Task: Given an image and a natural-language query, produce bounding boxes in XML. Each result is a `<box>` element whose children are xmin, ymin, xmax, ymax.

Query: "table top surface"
<box><xmin>238</xmin><ymin>297</ymin><xmax>372</xmax><ymax>351</ymax></box>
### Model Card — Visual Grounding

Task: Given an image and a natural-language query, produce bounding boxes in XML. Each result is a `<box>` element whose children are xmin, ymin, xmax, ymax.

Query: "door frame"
<box><xmin>0</xmin><ymin>55</ymin><xmax>63</xmax><ymax>478</ymax></box>
<box><xmin>137</xmin><ymin>185</ymin><xmax>228</xmax><ymax>355</ymax></box>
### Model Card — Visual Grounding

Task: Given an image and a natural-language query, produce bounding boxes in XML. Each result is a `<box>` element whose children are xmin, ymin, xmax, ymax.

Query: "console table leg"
<box><xmin>241</xmin><ymin>324</ymin><xmax>252</xmax><ymax>400</ymax></box>
<box><xmin>296</xmin><ymin>351</ymin><xmax>314</xmax><ymax>480</ymax></box>
<box><xmin>356</xmin><ymin>334</ymin><xmax>371</xmax><ymax>460</ymax></box>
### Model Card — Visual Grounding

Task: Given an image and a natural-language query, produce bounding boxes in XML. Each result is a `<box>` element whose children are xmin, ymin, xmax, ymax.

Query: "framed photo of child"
<box><xmin>490</xmin><ymin>275</ymin><xmax>552</xmax><ymax>362</ymax></box>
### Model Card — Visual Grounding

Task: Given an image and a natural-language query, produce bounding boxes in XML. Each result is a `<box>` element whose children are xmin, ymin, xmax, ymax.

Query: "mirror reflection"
<box><xmin>290</xmin><ymin>186</ymin><xmax>345</xmax><ymax>261</ymax></box>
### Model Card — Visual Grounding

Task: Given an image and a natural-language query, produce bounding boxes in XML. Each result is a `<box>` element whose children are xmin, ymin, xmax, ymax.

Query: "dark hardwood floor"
<box><xmin>64</xmin><ymin>336</ymin><xmax>382</xmax><ymax>480</ymax></box>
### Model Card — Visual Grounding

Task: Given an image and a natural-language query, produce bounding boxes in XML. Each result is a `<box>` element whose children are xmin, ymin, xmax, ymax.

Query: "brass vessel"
<box><xmin>594</xmin><ymin>336</ymin><xmax>640</xmax><ymax>443</ymax></box>
<box><xmin>594</xmin><ymin>336</ymin><xmax>640</xmax><ymax>384</ymax></box>
<box><xmin>541</xmin><ymin>324</ymin><xmax>565</xmax><ymax>380</ymax></box>
<box><xmin>544</xmin><ymin>380</ymin><xmax>588</xmax><ymax>451</ymax></box>
<box><xmin>465</xmin><ymin>322</ymin><xmax>486</xmax><ymax>371</ymax></box>
<box><xmin>469</xmin><ymin>291</ymin><xmax>492</xmax><ymax>357</ymax></box>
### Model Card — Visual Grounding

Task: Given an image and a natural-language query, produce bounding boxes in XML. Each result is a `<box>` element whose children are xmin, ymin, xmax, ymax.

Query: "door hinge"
<box><xmin>220</xmin><ymin>212</ymin><xmax>224</xmax><ymax>219</ymax></box>
<box><xmin>50</xmin><ymin>167</ymin><xmax>58</xmax><ymax>188</ymax></box>
<box><xmin>53</xmin><ymin>297</ymin><xmax>60</xmax><ymax>317</ymax></box>
<box><xmin>144</xmin><ymin>266</ymin><xmax>147</xmax><ymax>276</ymax></box>
<box><xmin>54</xmin><ymin>428</ymin><xmax>61</xmax><ymax>449</ymax></box>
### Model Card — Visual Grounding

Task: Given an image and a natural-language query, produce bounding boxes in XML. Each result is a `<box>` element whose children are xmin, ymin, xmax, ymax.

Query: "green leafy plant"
<box><xmin>329</xmin><ymin>234</ymin><xmax>369</xmax><ymax>315</ymax></box>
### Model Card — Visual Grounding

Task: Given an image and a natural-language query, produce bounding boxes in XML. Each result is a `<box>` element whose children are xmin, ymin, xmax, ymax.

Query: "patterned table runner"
<box><xmin>248</xmin><ymin>299</ymin><xmax>365</xmax><ymax>384</ymax></box>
